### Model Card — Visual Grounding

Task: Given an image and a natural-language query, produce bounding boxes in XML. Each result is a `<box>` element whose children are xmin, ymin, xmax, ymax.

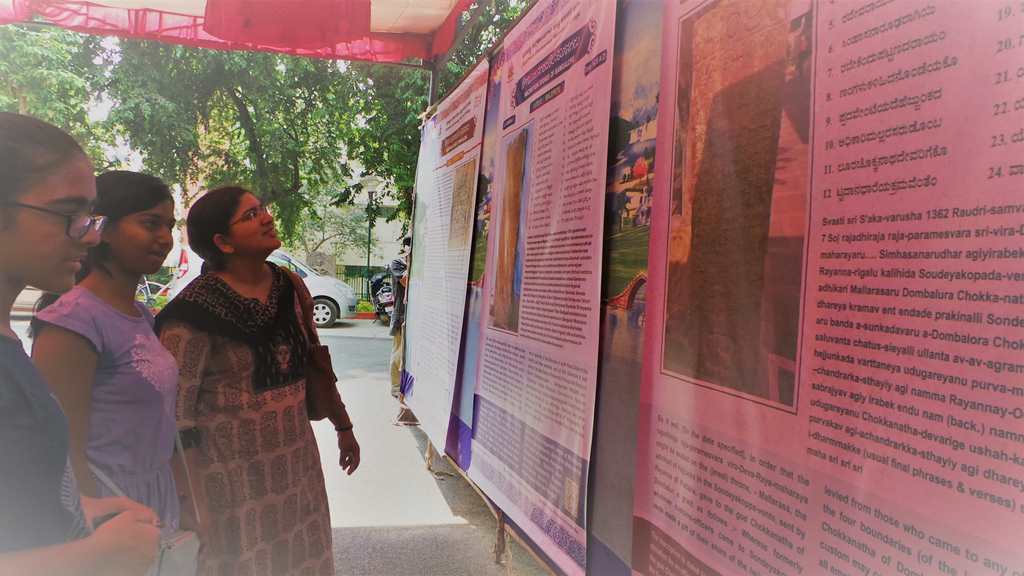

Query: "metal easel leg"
<box><xmin>425</xmin><ymin>442</ymin><xmax>455</xmax><ymax>479</ymax></box>
<box><xmin>494</xmin><ymin>510</ymin><xmax>509</xmax><ymax>566</ymax></box>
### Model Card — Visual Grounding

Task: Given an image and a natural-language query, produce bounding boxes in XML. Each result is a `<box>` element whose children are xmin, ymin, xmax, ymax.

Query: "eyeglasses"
<box><xmin>230</xmin><ymin>202</ymin><xmax>272</xmax><ymax>226</ymax></box>
<box><xmin>0</xmin><ymin>202</ymin><xmax>107</xmax><ymax>240</ymax></box>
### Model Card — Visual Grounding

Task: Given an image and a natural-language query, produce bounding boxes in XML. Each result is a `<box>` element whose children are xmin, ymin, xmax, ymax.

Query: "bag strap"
<box><xmin>285</xmin><ymin>270</ymin><xmax>321</xmax><ymax>348</ymax></box>
<box><xmin>175</xmin><ymin>432</ymin><xmax>201</xmax><ymax>526</ymax></box>
<box><xmin>88</xmin><ymin>462</ymin><xmax>126</xmax><ymax>498</ymax></box>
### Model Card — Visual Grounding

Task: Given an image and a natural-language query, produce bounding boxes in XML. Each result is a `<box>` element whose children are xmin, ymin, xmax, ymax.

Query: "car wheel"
<box><xmin>312</xmin><ymin>298</ymin><xmax>339</xmax><ymax>328</ymax></box>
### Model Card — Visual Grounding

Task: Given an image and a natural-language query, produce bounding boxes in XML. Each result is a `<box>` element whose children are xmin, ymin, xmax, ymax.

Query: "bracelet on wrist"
<box><xmin>335</xmin><ymin>423</ymin><xmax>353</xmax><ymax>433</ymax></box>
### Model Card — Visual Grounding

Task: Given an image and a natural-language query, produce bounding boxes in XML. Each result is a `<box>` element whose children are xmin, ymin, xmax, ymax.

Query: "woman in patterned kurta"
<box><xmin>157</xmin><ymin>187</ymin><xmax>360</xmax><ymax>576</ymax></box>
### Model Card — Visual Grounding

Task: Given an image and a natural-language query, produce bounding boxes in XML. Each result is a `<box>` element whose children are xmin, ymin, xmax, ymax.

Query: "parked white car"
<box><xmin>13</xmin><ymin>287</ymin><xmax>42</xmax><ymax>316</ymax></box>
<box><xmin>168</xmin><ymin>246</ymin><xmax>357</xmax><ymax>327</ymax></box>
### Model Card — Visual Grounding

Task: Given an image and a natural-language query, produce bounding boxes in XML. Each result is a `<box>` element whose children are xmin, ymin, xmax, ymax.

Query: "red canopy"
<box><xmin>0</xmin><ymin>0</ymin><xmax>474</xmax><ymax>63</ymax></box>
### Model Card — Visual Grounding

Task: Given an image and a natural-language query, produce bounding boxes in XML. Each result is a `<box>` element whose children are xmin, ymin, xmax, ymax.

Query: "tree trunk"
<box><xmin>227</xmin><ymin>88</ymin><xmax>271</xmax><ymax>197</ymax></box>
<box><xmin>13</xmin><ymin>86</ymin><xmax>27</xmax><ymax>114</ymax></box>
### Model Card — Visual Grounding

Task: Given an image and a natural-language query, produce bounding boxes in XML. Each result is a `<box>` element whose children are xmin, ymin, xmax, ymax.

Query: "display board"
<box><xmin>634</xmin><ymin>0</ymin><xmax>1024</xmax><ymax>574</ymax></box>
<box><xmin>445</xmin><ymin>55</ymin><xmax>504</xmax><ymax>473</ymax></box>
<box><xmin>588</xmin><ymin>0</ymin><xmax>662</xmax><ymax>572</ymax></box>
<box><xmin>404</xmin><ymin>60</ymin><xmax>490</xmax><ymax>451</ymax></box>
<box><xmin>456</xmin><ymin>0</ymin><xmax>618</xmax><ymax>573</ymax></box>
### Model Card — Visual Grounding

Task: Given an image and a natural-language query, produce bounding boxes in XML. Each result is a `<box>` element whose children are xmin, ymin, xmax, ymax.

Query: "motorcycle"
<box><xmin>369</xmin><ymin>272</ymin><xmax>394</xmax><ymax>324</ymax></box>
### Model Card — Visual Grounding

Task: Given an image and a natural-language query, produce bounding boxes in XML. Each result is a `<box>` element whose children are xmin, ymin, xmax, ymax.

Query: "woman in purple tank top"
<box><xmin>32</xmin><ymin>171</ymin><xmax>181</xmax><ymax>532</ymax></box>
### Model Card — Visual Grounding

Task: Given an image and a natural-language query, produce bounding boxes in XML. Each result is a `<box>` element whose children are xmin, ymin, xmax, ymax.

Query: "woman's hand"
<box><xmin>337</xmin><ymin>430</ymin><xmax>360</xmax><ymax>475</ymax></box>
<box><xmin>81</xmin><ymin>495</ymin><xmax>159</xmax><ymax>530</ymax></box>
<box><xmin>89</xmin><ymin>508</ymin><xmax>161</xmax><ymax>576</ymax></box>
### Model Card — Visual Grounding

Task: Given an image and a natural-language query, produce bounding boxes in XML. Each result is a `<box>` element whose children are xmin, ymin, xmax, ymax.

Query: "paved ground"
<box><xmin>316</xmin><ymin>322</ymin><xmax>550</xmax><ymax>575</ymax></box>
<box><xmin>11</xmin><ymin>318</ymin><xmax>550</xmax><ymax>576</ymax></box>
<box><xmin>321</xmin><ymin>318</ymin><xmax>395</xmax><ymax>340</ymax></box>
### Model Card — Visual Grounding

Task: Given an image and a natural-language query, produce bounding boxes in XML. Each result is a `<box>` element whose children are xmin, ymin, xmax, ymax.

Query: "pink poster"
<box><xmin>634</xmin><ymin>0</ymin><xmax>1024</xmax><ymax>574</ymax></box>
<box><xmin>463</xmin><ymin>0</ymin><xmax>618</xmax><ymax>573</ymax></box>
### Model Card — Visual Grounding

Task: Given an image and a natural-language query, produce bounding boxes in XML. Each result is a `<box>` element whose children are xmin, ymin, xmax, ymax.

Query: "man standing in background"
<box><xmin>388</xmin><ymin>237</ymin><xmax>409</xmax><ymax>398</ymax></box>
<box><xmin>389</xmin><ymin>237</ymin><xmax>418</xmax><ymax>424</ymax></box>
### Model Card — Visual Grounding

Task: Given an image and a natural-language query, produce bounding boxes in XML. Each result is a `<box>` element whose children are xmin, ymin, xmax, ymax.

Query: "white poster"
<box><xmin>404</xmin><ymin>61</ymin><xmax>489</xmax><ymax>451</ymax></box>
<box><xmin>464</xmin><ymin>1</ymin><xmax>617</xmax><ymax>574</ymax></box>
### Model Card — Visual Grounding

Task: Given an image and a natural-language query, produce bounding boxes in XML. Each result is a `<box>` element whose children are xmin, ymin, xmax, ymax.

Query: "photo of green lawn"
<box><xmin>603</xmin><ymin>224</ymin><xmax>649</xmax><ymax>301</ymax></box>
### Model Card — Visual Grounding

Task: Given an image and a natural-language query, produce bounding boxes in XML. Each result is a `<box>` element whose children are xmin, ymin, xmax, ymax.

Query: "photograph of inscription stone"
<box><xmin>449</xmin><ymin>158</ymin><xmax>479</xmax><ymax>251</ymax></box>
<box><xmin>492</xmin><ymin>128</ymin><xmax>531</xmax><ymax>333</ymax></box>
<box><xmin>662</xmin><ymin>0</ymin><xmax>813</xmax><ymax>410</ymax></box>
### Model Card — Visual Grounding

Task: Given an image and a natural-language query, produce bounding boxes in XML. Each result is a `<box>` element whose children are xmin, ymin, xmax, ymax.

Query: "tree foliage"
<box><xmin>0</xmin><ymin>1</ymin><xmax>531</xmax><ymax>241</ymax></box>
<box><xmin>434</xmin><ymin>0</ymin><xmax>532</xmax><ymax>97</ymax></box>
<box><xmin>0</xmin><ymin>25</ymin><xmax>112</xmax><ymax>166</ymax></box>
<box><xmin>285</xmin><ymin>184</ymin><xmax>372</xmax><ymax>259</ymax></box>
<box><xmin>346</xmin><ymin>63</ymin><xmax>428</xmax><ymax>222</ymax></box>
<box><xmin>345</xmin><ymin>0</ymin><xmax>531</xmax><ymax>221</ymax></box>
<box><xmin>104</xmin><ymin>42</ymin><xmax>365</xmax><ymax>240</ymax></box>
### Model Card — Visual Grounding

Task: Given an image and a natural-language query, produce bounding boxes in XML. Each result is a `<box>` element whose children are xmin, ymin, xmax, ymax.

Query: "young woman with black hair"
<box><xmin>0</xmin><ymin>112</ymin><xmax>159</xmax><ymax>574</ymax></box>
<box><xmin>156</xmin><ymin>186</ymin><xmax>359</xmax><ymax>575</ymax></box>
<box><xmin>32</xmin><ymin>171</ymin><xmax>181</xmax><ymax>532</ymax></box>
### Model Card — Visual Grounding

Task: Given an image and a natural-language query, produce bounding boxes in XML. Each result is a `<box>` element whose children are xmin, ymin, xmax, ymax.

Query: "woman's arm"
<box><xmin>80</xmin><ymin>495</ymin><xmax>158</xmax><ymax>530</ymax></box>
<box><xmin>287</xmin><ymin>270</ymin><xmax>362</xmax><ymax>474</ymax></box>
<box><xmin>32</xmin><ymin>326</ymin><xmax>100</xmax><ymax>497</ymax></box>
<box><xmin>328</xmin><ymin>404</ymin><xmax>360</xmax><ymax>475</ymax></box>
<box><xmin>0</xmin><ymin>507</ymin><xmax>160</xmax><ymax>576</ymax></box>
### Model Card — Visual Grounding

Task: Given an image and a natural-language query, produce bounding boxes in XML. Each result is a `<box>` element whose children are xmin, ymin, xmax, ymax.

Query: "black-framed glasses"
<box><xmin>230</xmin><ymin>202</ymin><xmax>272</xmax><ymax>226</ymax></box>
<box><xmin>0</xmin><ymin>202</ymin><xmax>107</xmax><ymax>240</ymax></box>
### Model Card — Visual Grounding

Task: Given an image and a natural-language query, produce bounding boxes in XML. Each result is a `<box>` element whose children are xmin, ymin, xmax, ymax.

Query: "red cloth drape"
<box><xmin>1</xmin><ymin>0</ymin><xmax>468</xmax><ymax>63</ymax></box>
<box><xmin>0</xmin><ymin>0</ymin><xmax>30</xmax><ymax>24</ymax></box>
<box><xmin>203</xmin><ymin>0</ymin><xmax>371</xmax><ymax>48</ymax></box>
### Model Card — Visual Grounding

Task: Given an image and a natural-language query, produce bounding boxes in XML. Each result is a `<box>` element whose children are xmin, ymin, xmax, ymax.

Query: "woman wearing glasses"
<box><xmin>156</xmin><ymin>186</ymin><xmax>359</xmax><ymax>575</ymax></box>
<box><xmin>32</xmin><ymin>171</ymin><xmax>181</xmax><ymax>533</ymax></box>
<box><xmin>0</xmin><ymin>113</ymin><xmax>160</xmax><ymax>573</ymax></box>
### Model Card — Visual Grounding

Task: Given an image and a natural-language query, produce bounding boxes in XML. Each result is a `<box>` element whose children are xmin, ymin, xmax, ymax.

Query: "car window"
<box><xmin>268</xmin><ymin>254</ymin><xmax>307</xmax><ymax>278</ymax></box>
<box><xmin>288</xmin><ymin>257</ymin><xmax>317</xmax><ymax>277</ymax></box>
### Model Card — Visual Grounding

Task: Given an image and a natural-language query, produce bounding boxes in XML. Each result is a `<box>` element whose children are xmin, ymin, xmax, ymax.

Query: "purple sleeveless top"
<box><xmin>37</xmin><ymin>286</ymin><xmax>180</xmax><ymax>531</ymax></box>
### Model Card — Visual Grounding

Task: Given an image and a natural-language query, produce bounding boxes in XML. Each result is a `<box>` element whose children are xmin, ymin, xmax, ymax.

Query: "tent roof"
<box><xmin>0</xmin><ymin>0</ymin><xmax>475</xmax><ymax>64</ymax></box>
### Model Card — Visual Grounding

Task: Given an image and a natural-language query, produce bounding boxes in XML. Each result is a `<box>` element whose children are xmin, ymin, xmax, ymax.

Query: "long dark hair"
<box><xmin>186</xmin><ymin>186</ymin><xmax>249</xmax><ymax>271</ymax></box>
<box><xmin>32</xmin><ymin>171</ymin><xmax>173</xmax><ymax>334</ymax></box>
<box><xmin>0</xmin><ymin>112</ymin><xmax>85</xmax><ymax>208</ymax></box>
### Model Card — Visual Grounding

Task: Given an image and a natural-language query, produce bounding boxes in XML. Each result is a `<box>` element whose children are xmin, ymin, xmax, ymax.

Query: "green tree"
<box><xmin>0</xmin><ymin>25</ymin><xmax>113</xmax><ymax>166</ymax></box>
<box><xmin>104</xmin><ymin>41</ymin><xmax>365</xmax><ymax>240</ymax></box>
<box><xmin>2</xmin><ymin>0</ymin><xmax>532</xmax><ymax>237</ymax></box>
<box><xmin>345</xmin><ymin>0</ymin><xmax>530</xmax><ymax>221</ymax></box>
<box><xmin>286</xmin><ymin>184</ymin><xmax>372</xmax><ymax>259</ymax></box>
<box><xmin>433</xmin><ymin>0</ymin><xmax>531</xmax><ymax>96</ymax></box>
<box><xmin>346</xmin><ymin>63</ymin><xmax>428</xmax><ymax>222</ymax></box>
